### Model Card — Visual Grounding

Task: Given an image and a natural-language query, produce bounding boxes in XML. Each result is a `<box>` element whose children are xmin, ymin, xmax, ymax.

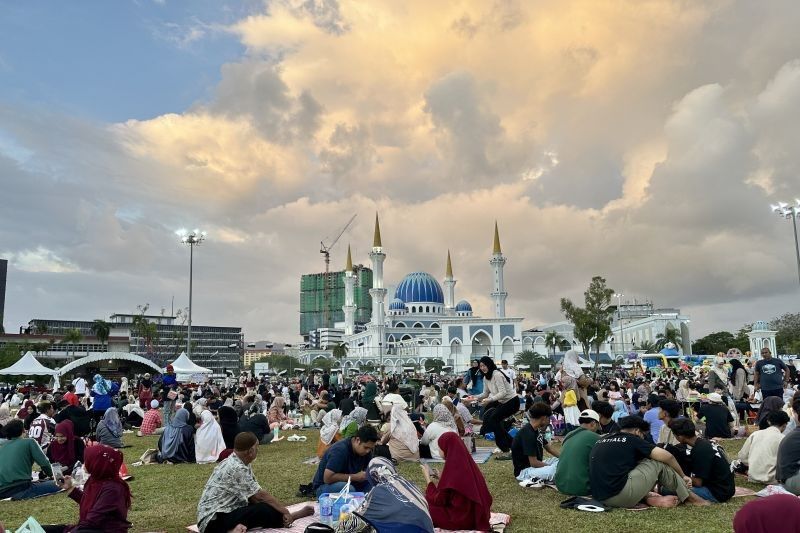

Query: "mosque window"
<box><xmin>396</xmin><ymin>322</ymin><xmax>406</xmax><ymax>328</ymax></box>
<box><xmin>413</xmin><ymin>322</ymin><xmax>424</xmax><ymax>328</ymax></box>
<box><xmin>430</xmin><ymin>322</ymin><xmax>440</xmax><ymax>329</ymax></box>
<box><xmin>426</xmin><ymin>306</ymin><xmax>430</xmax><ymax>313</ymax></box>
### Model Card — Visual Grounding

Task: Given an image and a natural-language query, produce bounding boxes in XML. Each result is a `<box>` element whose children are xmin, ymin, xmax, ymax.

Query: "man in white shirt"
<box><xmin>380</xmin><ymin>382</ymin><xmax>408</xmax><ymax>413</ymax></box>
<box><xmin>738</xmin><ymin>410</ymin><xmax>788</xmax><ymax>484</ymax></box>
<box><xmin>501</xmin><ymin>360</ymin><xmax>517</xmax><ymax>385</ymax></box>
<box><xmin>72</xmin><ymin>375</ymin><xmax>88</xmax><ymax>397</ymax></box>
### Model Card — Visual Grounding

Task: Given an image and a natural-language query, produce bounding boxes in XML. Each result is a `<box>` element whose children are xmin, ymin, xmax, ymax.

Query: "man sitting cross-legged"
<box><xmin>312</xmin><ymin>425</ymin><xmax>378</xmax><ymax>497</ymax></box>
<box><xmin>669</xmin><ymin>418</ymin><xmax>735</xmax><ymax>503</ymax></box>
<box><xmin>197</xmin><ymin>432</ymin><xmax>313</xmax><ymax>533</ymax></box>
<box><xmin>589</xmin><ymin>416</ymin><xmax>709</xmax><ymax>508</ymax></box>
<box><xmin>554</xmin><ymin>409</ymin><xmax>601</xmax><ymax>495</ymax></box>
<box><xmin>513</xmin><ymin>403</ymin><xmax>560</xmax><ymax>488</ymax></box>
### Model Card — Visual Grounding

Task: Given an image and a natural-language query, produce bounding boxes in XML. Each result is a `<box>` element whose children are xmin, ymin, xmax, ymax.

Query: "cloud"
<box><xmin>2</xmin><ymin>0</ymin><xmax>800</xmax><ymax>344</ymax></box>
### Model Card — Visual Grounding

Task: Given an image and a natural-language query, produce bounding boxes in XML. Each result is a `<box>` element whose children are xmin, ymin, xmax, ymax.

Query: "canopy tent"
<box><xmin>0</xmin><ymin>352</ymin><xmax>60</xmax><ymax>389</ymax></box>
<box><xmin>58</xmin><ymin>352</ymin><xmax>162</xmax><ymax>377</ymax></box>
<box><xmin>167</xmin><ymin>352</ymin><xmax>213</xmax><ymax>382</ymax></box>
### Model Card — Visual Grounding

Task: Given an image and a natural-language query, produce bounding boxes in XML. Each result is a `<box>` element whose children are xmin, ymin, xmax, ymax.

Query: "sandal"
<box><xmin>287</xmin><ymin>434</ymin><xmax>301</xmax><ymax>442</ymax></box>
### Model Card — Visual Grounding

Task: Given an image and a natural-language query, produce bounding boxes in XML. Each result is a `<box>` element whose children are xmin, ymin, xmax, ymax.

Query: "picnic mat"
<box><xmin>422</xmin><ymin>447</ymin><xmax>494</xmax><ymax>464</ymax></box>
<box><xmin>435</xmin><ymin>512</ymin><xmax>511</xmax><ymax>532</ymax></box>
<box><xmin>187</xmin><ymin>502</ymin><xmax>319</xmax><ymax>532</ymax></box>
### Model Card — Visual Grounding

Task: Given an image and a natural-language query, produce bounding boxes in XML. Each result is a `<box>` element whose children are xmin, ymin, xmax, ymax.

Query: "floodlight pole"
<box><xmin>178</xmin><ymin>230</ymin><xmax>206</xmax><ymax>358</ymax></box>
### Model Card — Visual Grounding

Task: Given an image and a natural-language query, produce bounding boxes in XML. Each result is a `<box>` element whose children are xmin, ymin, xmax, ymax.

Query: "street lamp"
<box><xmin>613</xmin><ymin>293</ymin><xmax>624</xmax><ymax>356</ymax></box>
<box><xmin>177</xmin><ymin>229</ymin><xmax>206</xmax><ymax>359</ymax></box>
<box><xmin>771</xmin><ymin>201</ymin><xmax>800</xmax><ymax>287</ymax></box>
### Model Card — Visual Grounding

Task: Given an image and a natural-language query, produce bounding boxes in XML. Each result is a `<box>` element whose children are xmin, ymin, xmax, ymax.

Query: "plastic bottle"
<box><xmin>319</xmin><ymin>495</ymin><xmax>333</xmax><ymax>525</ymax></box>
<box><xmin>339</xmin><ymin>503</ymin><xmax>354</xmax><ymax>524</ymax></box>
<box><xmin>544</xmin><ymin>427</ymin><xmax>554</xmax><ymax>442</ymax></box>
<box><xmin>71</xmin><ymin>462</ymin><xmax>85</xmax><ymax>486</ymax></box>
<box><xmin>273</xmin><ymin>426</ymin><xmax>279</xmax><ymax>440</ymax></box>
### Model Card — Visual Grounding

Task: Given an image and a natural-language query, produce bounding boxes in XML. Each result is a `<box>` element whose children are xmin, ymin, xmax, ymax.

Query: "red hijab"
<box><xmin>18</xmin><ymin>400</ymin><xmax>34</xmax><ymax>419</ymax></box>
<box><xmin>80</xmin><ymin>445</ymin><xmax>131</xmax><ymax>522</ymax></box>
<box><xmin>437</xmin><ymin>432</ymin><xmax>492</xmax><ymax>529</ymax></box>
<box><xmin>49</xmin><ymin>420</ymin><xmax>77</xmax><ymax>466</ymax></box>
<box><xmin>734</xmin><ymin>494</ymin><xmax>800</xmax><ymax>533</ymax></box>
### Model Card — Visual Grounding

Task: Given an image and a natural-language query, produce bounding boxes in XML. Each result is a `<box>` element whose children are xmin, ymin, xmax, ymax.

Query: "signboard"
<box><xmin>254</xmin><ymin>362</ymin><xmax>270</xmax><ymax>376</ymax></box>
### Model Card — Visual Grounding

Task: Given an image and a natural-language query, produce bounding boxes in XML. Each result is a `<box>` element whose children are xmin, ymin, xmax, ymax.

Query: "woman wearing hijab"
<box><xmin>470</xmin><ymin>356</ymin><xmax>518</xmax><ymax>454</ymax></box>
<box><xmin>611</xmin><ymin>398</ymin><xmax>628</xmax><ymax>422</ymax></box>
<box><xmin>46</xmin><ymin>420</ymin><xmax>85</xmax><ymax>472</ymax></box>
<box><xmin>422</xmin><ymin>433</ymin><xmax>492</xmax><ymax>531</ymax></box>
<box><xmin>91</xmin><ymin>374</ymin><xmax>116</xmax><ymax>420</ymax></box>
<box><xmin>420</xmin><ymin>405</ymin><xmax>458</xmax><ymax>460</ymax></box>
<box><xmin>48</xmin><ymin>444</ymin><xmax>132</xmax><ymax>532</ymax></box>
<box><xmin>95</xmin><ymin>407</ymin><xmax>124</xmax><ymax>448</ymax></box>
<box><xmin>733</xmin><ymin>494</ymin><xmax>800</xmax><ymax>533</ymax></box>
<box><xmin>757</xmin><ymin>396</ymin><xmax>785</xmax><ymax>430</ymax></box>
<box><xmin>217</xmin><ymin>406</ymin><xmax>239</xmax><ymax>450</ymax></box>
<box><xmin>339</xmin><ymin>406</ymin><xmax>368</xmax><ymax>439</ymax></box>
<box><xmin>19</xmin><ymin>399</ymin><xmax>35</xmax><ymax>430</ymax></box>
<box><xmin>439</xmin><ymin>397</ymin><xmax>465</xmax><ymax>436</ymax></box>
<box><xmin>465</xmin><ymin>359</ymin><xmax>484</xmax><ymax>396</ymax></box>
<box><xmin>157</xmin><ymin>408</ymin><xmax>196</xmax><ymax>463</ymax></box>
<box><xmin>379</xmin><ymin>404</ymin><xmax>420</xmax><ymax>462</ymax></box>
<box><xmin>362</xmin><ymin>380</ymin><xmax>379</xmax><ymax>421</ymax></box>
<box><xmin>0</xmin><ymin>402</ymin><xmax>12</xmax><ymax>429</ymax></box>
<box><xmin>267</xmin><ymin>396</ymin><xmax>296</xmax><ymax>430</ymax></box>
<box><xmin>317</xmin><ymin>408</ymin><xmax>342</xmax><ymax>458</ymax></box>
<box><xmin>137</xmin><ymin>373</ymin><xmax>153</xmax><ymax>409</ymax></box>
<box><xmin>707</xmin><ymin>356</ymin><xmax>729</xmax><ymax>393</ymax></box>
<box><xmin>337</xmin><ymin>457</ymin><xmax>434</xmax><ymax>533</ymax></box>
<box><xmin>195</xmin><ymin>410</ymin><xmax>226</xmax><ymax>463</ymax></box>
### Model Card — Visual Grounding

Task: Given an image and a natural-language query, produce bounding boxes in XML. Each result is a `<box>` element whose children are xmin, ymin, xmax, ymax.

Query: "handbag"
<box><xmin>167</xmin><ymin>390</ymin><xmax>178</xmax><ymax>401</ymax></box>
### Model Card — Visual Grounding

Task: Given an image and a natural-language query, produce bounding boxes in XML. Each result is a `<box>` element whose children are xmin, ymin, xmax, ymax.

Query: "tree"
<box><xmin>771</xmin><ymin>313</ymin><xmax>800</xmax><ymax>354</ymax></box>
<box><xmin>362</xmin><ymin>362</ymin><xmax>376</xmax><ymax>373</ymax></box>
<box><xmin>561</xmin><ymin>276</ymin><xmax>615</xmax><ymax>372</ymax></box>
<box><xmin>515</xmin><ymin>349</ymin><xmax>548</xmax><ymax>371</ymax></box>
<box><xmin>655</xmin><ymin>325</ymin><xmax>683</xmax><ymax>351</ymax></box>
<box><xmin>35</xmin><ymin>322</ymin><xmax>48</xmax><ymax>336</ymax></box>
<box><xmin>424</xmin><ymin>359</ymin><xmax>445</xmax><ymax>373</ymax></box>
<box><xmin>90</xmin><ymin>319</ymin><xmax>111</xmax><ymax>352</ymax></box>
<box><xmin>312</xmin><ymin>357</ymin><xmax>333</xmax><ymax>373</ymax></box>
<box><xmin>691</xmin><ymin>330</ymin><xmax>749</xmax><ymax>355</ymax></box>
<box><xmin>544</xmin><ymin>331</ymin><xmax>565</xmax><ymax>358</ymax></box>
<box><xmin>332</xmin><ymin>343</ymin><xmax>349</xmax><ymax>367</ymax></box>
<box><xmin>62</xmin><ymin>328</ymin><xmax>83</xmax><ymax>358</ymax></box>
<box><xmin>636</xmin><ymin>340</ymin><xmax>658</xmax><ymax>353</ymax></box>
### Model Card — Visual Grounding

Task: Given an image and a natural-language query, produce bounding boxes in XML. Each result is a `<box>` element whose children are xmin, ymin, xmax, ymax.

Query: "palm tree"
<box><xmin>655</xmin><ymin>325</ymin><xmax>683</xmax><ymax>351</ymax></box>
<box><xmin>424</xmin><ymin>359</ymin><xmax>445</xmax><ymax>373</ymax></box>
<box><xmin>545</xmin><ymin>331</ymin><xmax>565</xmax><ymax>358</ymax></box>
<box><xmin>515</xmin><ymin>349</ymin><xmax>548</xmax><ymax>372</ymax></box>
<box><xmin>91</xmin><ymin>319</ymin><xmax>111</xmax><ymax>352</ymax></box>
<box><xmin>332</xmin><ymin>342</ymin><xmax>349</xmax><ymax>367</ymax></box>
<box><xmin>636</xmin><ymin>340</ymin><xmax>658</xmax><ymax>353</ymax></box>
<box><xmin>62</xmin><ymin>328</ymin><xmax>83</xmax><ymax>359</ymax></box>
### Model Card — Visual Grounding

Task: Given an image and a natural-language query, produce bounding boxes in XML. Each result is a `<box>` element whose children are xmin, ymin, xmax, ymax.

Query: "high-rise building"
<box><xmin>0</xmin><ymin>258</ymin><xmax>7</xmax><ymax>330</ymax></box>
<box><xmin>300</xmin><ymin>266</ymin><xmax>372</xmax><ymax>341</ymax></box>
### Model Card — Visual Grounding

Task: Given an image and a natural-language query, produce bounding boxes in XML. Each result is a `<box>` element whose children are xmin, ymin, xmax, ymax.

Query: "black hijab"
<box><xmin>480</xmin><ymin>356</ymin><xmax>509</xmax><ymax>382</ymax></box>
<box><xmin>729</xmin><ymin>359</ymin><xmax>745</xmax><ymax>385</ymax></box>
<box><xmin>218</xmin><ymin>406</ymin><xmax>239</xmax><ymax>449</ymax></box>
<box><xmin>469</xmin><ymin>360</ymin><xmax>482</xmax><ymax>383</ymax></box>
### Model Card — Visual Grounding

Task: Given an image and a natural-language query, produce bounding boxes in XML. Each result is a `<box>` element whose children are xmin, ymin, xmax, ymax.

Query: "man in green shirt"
<box><xmin>554</xmin><ymin>409</ymin><xmax>601</xmax><ymax>496</ymax></box>
<box><xmin>0</xmin><ymin>419</ymin><xmax>60</xmax><ymax>500</ymax></box>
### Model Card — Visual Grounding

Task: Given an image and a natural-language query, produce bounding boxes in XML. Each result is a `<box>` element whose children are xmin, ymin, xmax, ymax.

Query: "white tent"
<box><xmin>167</xmin><ymin>352</ymin><xmax>212</xmax><ymax>382</ymax></box>
<box><xmin>0</xmin><ymin>352</ymin><xmax>59</xmax><ymax>376</ymax></box>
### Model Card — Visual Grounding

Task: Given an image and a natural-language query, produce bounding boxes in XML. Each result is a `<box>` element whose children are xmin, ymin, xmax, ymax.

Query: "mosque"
<box><xmin>336</xmin><ymin>214</ymin><xmax>525</xmax><ymax>373</ymax></box>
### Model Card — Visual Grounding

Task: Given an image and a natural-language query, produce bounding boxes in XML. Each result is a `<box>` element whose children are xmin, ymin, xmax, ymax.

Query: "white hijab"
<box><xmin>195</xmin><ymin>410</ymin><xmax>227</xmax><ymax>463</ymax></box>
<box><xmin>562</xmin><ymin>350</ymin><xmax>583</xmax><ymax>379</ymax></box>
<box><xmin>389</xmin><ymin>404</ymin><xmax>419</xmax><ymax>453</ymax></box>
<box><xmin>320</xmin><ymin>409</ymin><xmax>343</xmax><ymax>445</ymax></box>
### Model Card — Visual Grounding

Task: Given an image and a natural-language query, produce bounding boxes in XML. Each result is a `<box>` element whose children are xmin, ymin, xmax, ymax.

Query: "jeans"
<box><xmin>691</xmin><ymin>486</ymin><xmax>718</xmax><ymax>503</ymax></box>
<box><xmin>517</xmin><ymin>458</ymin><xmax>559</xmax><ymax>482</ymax></box>
<box><xmin>7</xmin><ymin>481</ymin><xmax>61</xmax><ymax>500</ymax></box>
<box><xmin>315</xmin><ymin>481</ymin><xmax>349</xmax><ymax>497</ymax></box>
<box><xmin>762</xmin><ymin>389</ymin><xmax>784</xmax><ymax>400</ymax></box>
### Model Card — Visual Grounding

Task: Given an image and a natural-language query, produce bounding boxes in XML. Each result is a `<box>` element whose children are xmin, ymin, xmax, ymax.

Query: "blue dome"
<box><xmin>394</xmin><ymin>272</ymin><xmax>444</xmax><ymax>304</ymax></box>
<box><xmin>455</xmin><ymin>300</ymin><xmax>472</xmax><ymax>312</ymax></box>
<box><xmin>388</xmin><ymin>298</ymin><xmax>407</xmax><ymax>311</ymax></box>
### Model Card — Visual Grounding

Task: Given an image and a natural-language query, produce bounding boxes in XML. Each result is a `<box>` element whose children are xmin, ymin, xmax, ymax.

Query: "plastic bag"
<box><xmin>14</xmin><ymin>517</ymin><xmax>46</xmax><ymax>533</ymax></box>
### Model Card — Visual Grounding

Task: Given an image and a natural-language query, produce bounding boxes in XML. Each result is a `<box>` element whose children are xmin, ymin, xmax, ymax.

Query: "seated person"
<box><xmin>554</xmin><ymin>409</ymin><xmax>601</xmax><ymax>495</ymax></box>
<box><xmin>0</xmin><ymin>419</ymin><xmax>60</xmax><ymax>500</ymax></box>
<box><xmin>239</xmin><ymin>410</ymin><xmax>276</xmax><ymax>445</ymax></box>
<box><xmin>733</xmin><ymin>494</ymin><xmax>800</xmax><ymax>533</ymax></box>
<box><xmin>777</xmin><ymin>399</ymin><xmax>800</xmax><ymax>494</ymax></box>
<box><xmin>669</xmin><ymin>418</ymin><xmax>735</xmax><ymax>503</ymax></box>
<box><xmin>122</xmin><ymin>403</ymin><xmax>144</xmax><ymax>428</ymax></box>
<box><xmin>738</xmin><ymin>410</ymin><xmax>788</xmax><ymax>484</ymax></box>
<box><xmin>45</xmin><ymin>444</ymin><xmax>132</xmax><ymax>532</ymax></box>
<box><xmin>197</xmin><ymin>432</ymin><xmax>314</xmax><ymax>532</ymax></box>
<box><xmin>29</xmin><ymin>400</ymin><xmax>57</xmax><ymax>451</ymax></box>
<box><xmin>592</xmin><ymin>401</ymin><xmax>620</xmax><ymax>435</ymax></box>
<box><xmin>95</xmin><ymin>407</ymin><xmax>125</xmax><ymax>448</ymax></box>
<box><xmin>589</xmin><ymin>416</ymin><xmax>709</xmax><ymax>508</ymax></box>
<box><xmin>138</xmin><ymin>400</ymin><xmax>164</xmax><ymax>437</ymax></box>
<box><xmin>217</xmin><ymin>406</ymin><xmax>240</xmax><ymax>449</ymax></box>
<box><xmin>656</xmin><ymin>400</ymin><xmax>682</xmax><ymax>446</ymax></box>
<box><xmin>513</xmin><ymin>403</ymin><xmax>561</xmax><ymax>484</ymax></box>
<box><xmin>339</xmin><ymin>457</ymin><xmax>434</xmax><ymax>533</ymax></box>
<box><xmin>422</xmin><ymin>432</ymin><xmax>492</xmax><ymax>531</ymax></box>
<box><xmin>757</xmin><ymin>397</ymin><xmax>785</xmax><ymax>430</ymax></box>
<box><xmin>643</xmin><ymin>395</ymin><xmax>664</xmax><ymax>443</ymax></box>
<box><xmin>310</xmin><ymin>391</ymin><xmax>334</xmax><ymax>424</ymax></box>
<box><xmin>420</xmin><ymin>405</ymin><xmax>458</xmax><ymax>460</ymax></box>
<box><xmin>46</xmin><ymin>420</ymin><xmax>85</xmax><ymax>473</ymax></box>
<box><xmin>378</xmin><ymin>404</ymin><xmax>420</xmax><ymax>462</ymax></box>
<box><xmin>157</xmin><ymin>408</ymin><xmax>196</xmax><ymax>463</ymax></box>
<box><xmin>55</xmin><ymin>400</ymin><xmax>91</xmax><ymax>438</ymax></box>
<box><xmin>196</xmin><ymin>410</ymin><xmax>227</xmax><ymax>464</ymax></box>
<box><xmin>339</xmin><ymin>407</ymin><xmax>368</xmax><ymax>439</ymax></box>
<box><xmin>698</xmin><ymin>393</ymin><xmax>733</xmax><ymax>439</ymax></box>
<box><xmin>439</xmin><ymin>397</ymin><xmax>466</xmax><ymax>435</ymax></box>
<box><xmin>381</xmin><ymin>382</ymin><xmax>409</xmax><ymax>413</ymax></box>
<box><xmin>338</xmin><ymin>391</ymin><xmax>356</xmax><ymax>417</ymax></box>
<box><xmin>317</xmin><ymin>409</ymin><xmax>342</xmax><ymax>459</ymax></box>
<box><xmin>267</xmin><ymin>396</ymin><xmax>296</xmax><ymax>431</ymax></box>
<box><xmin>312</xmin><ymin>425</ymin><xmax>378</xmax><ymax>497</ymax></box>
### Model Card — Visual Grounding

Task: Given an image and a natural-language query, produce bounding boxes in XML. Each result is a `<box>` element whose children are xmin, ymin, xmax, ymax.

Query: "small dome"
<box><xmin>394</xmin><ymin>272</ymin><xmax>444</xmax><ymax>304</ymax></box>
<box><xmin>388</xmin><ymin>298</ymin><xmax>407</xmax><ymax>311</ymax></box>
<box><xmin>455</xmin><ymin>300</ymin><xmax>473</xmax><ymax>312</ymax></box>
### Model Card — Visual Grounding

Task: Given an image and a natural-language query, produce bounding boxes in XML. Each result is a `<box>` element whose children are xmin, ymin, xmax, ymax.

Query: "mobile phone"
<box><xmin>51</xmin><ymin>463</ymin><xmax>65</xmax><ymax>485</ymax></box>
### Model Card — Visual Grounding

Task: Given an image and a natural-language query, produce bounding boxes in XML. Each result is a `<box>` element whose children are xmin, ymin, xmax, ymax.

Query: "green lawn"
<box><xmin>1</xmin><ymin>433</ymin><xmax>760</xmax><ymax>533</ymax></box>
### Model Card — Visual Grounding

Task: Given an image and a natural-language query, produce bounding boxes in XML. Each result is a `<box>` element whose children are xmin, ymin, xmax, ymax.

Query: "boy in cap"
<box><xmin>554</xmin><ymin>409</ymin><xmax>601</xmax><ymax>495</ymax></box>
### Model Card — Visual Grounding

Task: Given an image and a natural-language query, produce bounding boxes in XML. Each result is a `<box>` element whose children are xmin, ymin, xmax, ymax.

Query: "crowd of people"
<box><xmin>3</xmin><ymin>346</ymin><xmax>800</xmax><ymax>531</ymax></box>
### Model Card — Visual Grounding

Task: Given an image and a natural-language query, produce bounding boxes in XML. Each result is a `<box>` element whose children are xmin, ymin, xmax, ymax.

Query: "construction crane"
<box><xmin>319</xmin><ymin>214</ymin><xmax>357</xmax><ymax>329</ymax></box>
<box><xmin>320</xmin><ymin>213</ymin><xmax>357</xmax><ymax>273</ymax></box>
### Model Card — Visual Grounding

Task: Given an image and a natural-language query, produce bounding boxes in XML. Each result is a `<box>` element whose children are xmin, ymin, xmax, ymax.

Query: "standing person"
<box><xmin>162</xmin><ymin>365</ymin><xmax>178</xmax><ymax>425</ymax></box>
<box><xmin>753</xmin><ymin>348</ymin><xmax>789</xmax><ymax>400</ymax></box>
<box><xmin>90</xmin><ymin>374</ymin><xmax>116</xmax><ymax>422</ymax></box>
<box><xmin>0</xmin><ymin>419</ymin><xmax>60</xmax><ymax>500</ymax></box>
<box><xmin>464</xmin><ymin>360</ymin><xmax>484</xmax><ymax>396</ymax></box>
<box><xmin>137</xmin><ymin>374</ymin><xmax>153</xmax><ymax>409</ymax></box>
<box><xmin>554</xmin><ymin>409</ymin><xmax>601</xmax><ymax>496</ymax></box>
<box><xmin>197</xmin><ymin>432</ymin><xmax>313</xmax><ymax>532</ymax></box>
<box><xmin>471</xmin><ymin>356</ymin><xmax>518</xmax><ymax>456</ymax></box>
<box><xmin>669</xmin><ymin>419</ymin><xmax>735</xmax><ymax>503</ymax></box>
<box><xmin>513</xmin><ymin>403</ymin><xmax>561</xmax><ymax>485</ymax></box>
<box><xmin>500</xmin><ymin>360</ymin><xmax>517</xmax><ymax>387</ymax></box>
<box><xmin>45</xmin><ymin>445</ymin><xmax>132</xmax><ymax>532</ymax></box>
<box><xmin>422</xmin><ymin>433</ymin><xmax>492</xmax><ymax>531</ymax></box>
<box><xmin>72</xmin><ymin>375</ymin><xmax>88</xmax><ymax>399</ymax></box>
<box><xmin>589</xmin><ymin>416</ymin><xmax>709</xmax><ymax>508</ymax></box>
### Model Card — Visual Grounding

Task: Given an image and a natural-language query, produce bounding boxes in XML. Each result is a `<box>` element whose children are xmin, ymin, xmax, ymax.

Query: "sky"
<box><xmin>1</xmin><ymin>0</ymin><xmax>799</xmax><ymax>343</ymax></box>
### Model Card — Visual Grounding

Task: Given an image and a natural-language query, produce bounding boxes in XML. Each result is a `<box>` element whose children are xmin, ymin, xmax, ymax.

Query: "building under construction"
<box><xmin>300</xmin><ymin>266</ymin><xmax>372</xmax><ymax>341</ymax></box>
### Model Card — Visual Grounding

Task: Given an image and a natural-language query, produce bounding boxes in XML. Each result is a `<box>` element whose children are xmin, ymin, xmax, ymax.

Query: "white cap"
<box><xmin>579</xmin><ymin>409</ymin><xmax>600</xmax><ymax>422</ymax></box>
<box><xmin>150</xmin><ymin>399</ymin><xmax>159</xmax><ymax>409</ymax></box>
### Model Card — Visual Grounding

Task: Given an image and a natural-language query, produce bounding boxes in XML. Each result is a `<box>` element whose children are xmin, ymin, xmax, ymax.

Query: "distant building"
<box><xmin>0</xmin><ymin>258</ymin><xmax>6</xmax><ymax>331</ymax></box>
<box><xmin>300</xmin><ymin>266</ymin><xmax>372</xmax><ymax>342</ymax></box>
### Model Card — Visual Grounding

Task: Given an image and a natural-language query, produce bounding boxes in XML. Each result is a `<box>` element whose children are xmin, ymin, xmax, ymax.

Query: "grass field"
<box><xmin>1</xmin><ymin>432</ymin><xmax>761</xmax><ymax>533</ymax></box>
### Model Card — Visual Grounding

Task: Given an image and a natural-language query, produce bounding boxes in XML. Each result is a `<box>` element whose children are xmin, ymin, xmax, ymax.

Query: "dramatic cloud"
<box><xmin>2</xmin><ymin>0</ymin><xmax>800</xmax><ymax>342</ymax></box>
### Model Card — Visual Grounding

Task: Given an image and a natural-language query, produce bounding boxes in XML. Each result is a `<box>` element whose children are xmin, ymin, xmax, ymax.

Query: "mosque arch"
<box><xmin>395</xmin><ymin>322</ymin><xmax>406</xmax><ymax>328</ymax></box>
<box><xmin>387</xmin><ymin>334</ymin><xmax>396</xmax><ymax>343</ymax></box>
<box><xmin>430</xmin><ymin>322</ymin><xmax>440</xmax><ymax>329</ymax></box>
<box><xmin>501</xmin><ymin>337</ymin><xmax>514</xmax><ymax>355</ymax></box>
<box><xmin>450</xmin><ymin>339</ymin><xmax>462</xmax><ymax>356</ymax></box>
<box><xmin>522</xmin><ymin>337</ymin><xmax>533</xmax><ymax>350</ymax></box>
<box><xmin>471</xmin><ymin>330</ymin><xmax>492</xmax><ymax>356</ymax></box>
<box><xmin>401</xmin><ymin>334</ymin><xmax>412</xmax><ymax>341</ymax></box>
<box><xmin>432</xmin><ymin>339</ymin><xmax>441</xmax><ymax>346</ymax></box>
<box><xmin>413</xmin><ymin>322</ymin><xmax>424</xmax><ymax>328</ymax></box>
